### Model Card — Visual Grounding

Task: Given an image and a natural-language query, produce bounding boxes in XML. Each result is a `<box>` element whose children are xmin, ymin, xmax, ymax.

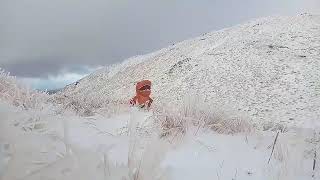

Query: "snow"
<box><xmin>1</xmin><ymin>14</ymin><xmax>320</xmax><ymax>180</ymax></box>
<box><xmin>1</xmin><ymin>100</ymin><xmax>319</xmax><ymax>180</ymax></box>
<box><xmin>163</xmin><ymin>131</ymin><xmax>315</xmax><ymax>180</ymax></box>
<box><xmin>58</xmin><ymin>14</ymin><xmax>320</xmax><ymax>130</ymax></box>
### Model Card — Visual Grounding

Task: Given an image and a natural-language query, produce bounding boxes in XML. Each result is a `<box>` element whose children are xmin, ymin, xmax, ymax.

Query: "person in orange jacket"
<box><xmin>130</xmin><ymin>80</ymin><xmax>153</xmax><ymax>108</ymax></box>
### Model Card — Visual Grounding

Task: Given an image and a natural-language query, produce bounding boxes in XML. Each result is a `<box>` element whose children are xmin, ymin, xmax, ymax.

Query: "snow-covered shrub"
<box><xmin>0</xmin><ymin>68</ymin><xmax>48</xmax><ymax>110</ymax></box>
<box><xmin>61</xmin><ymin>95</ymin><xmax>96</xmax><ymax>116</ymax></box>
<box><xmin>0</xmin><ymin>69</ymin><xmax>50</xmax><ymax>134</ymax></box>
<box><xmin>153</xmin><ymin>96</ymin><xmax>252</xmax><ymax>137</ymax></box>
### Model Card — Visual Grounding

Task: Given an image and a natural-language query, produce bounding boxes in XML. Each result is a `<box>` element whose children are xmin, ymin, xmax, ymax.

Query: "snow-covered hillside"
<box><xmin>59</xmin><ymin>14</ymin><xmax>320</xmax><ymax>129</ymax></box>
<box><xmin>1</xmin><ymin>14</ymin><xmax>320</xmax><ymax>180</ymax></box>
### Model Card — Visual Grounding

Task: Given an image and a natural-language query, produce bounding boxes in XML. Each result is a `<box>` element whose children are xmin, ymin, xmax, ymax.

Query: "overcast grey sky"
<box><xmin>1</xmin><ymin>0</ymin><xmax>319</xmax><ymax>90</ymax></box>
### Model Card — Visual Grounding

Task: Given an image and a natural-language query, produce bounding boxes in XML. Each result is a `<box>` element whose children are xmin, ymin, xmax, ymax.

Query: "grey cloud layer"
<box><xmin>1</xmin><ymin>0</ymin><xmax>319</xmax><ymax>77</ymax></box>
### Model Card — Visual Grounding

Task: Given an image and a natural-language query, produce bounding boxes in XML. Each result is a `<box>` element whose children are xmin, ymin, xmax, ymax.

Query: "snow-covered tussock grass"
<box><xmin>153</xmin><ymin>97</ymin><xmax>252</xmax><ymax>137</ymax></box>
<box><xmin>0</xmin><ymin>68</ymin><xmax>48</xmax><ymax>110</ymax></box>
<box><xmin>53</xmin><ymin>93</ymin><xmax>130</xmax><ymax>117</ymax></box>
<box><xmin>53</xmin><ymin>94</ymin><xmax>99</xmax><ymax>116</ymax></box>
<box><xmin>53</xmin><ymin>91</ymin><xmax>252</xmax><ymax>136</ymax></box>
<box><xmin>53</xmin><ymin>90</ymin><xmax>252</xmax><ymax>136</ymax></box>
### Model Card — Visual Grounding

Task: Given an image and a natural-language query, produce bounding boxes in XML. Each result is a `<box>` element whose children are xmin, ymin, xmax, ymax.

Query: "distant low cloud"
<box><xmin>19</xmin><ymin>67</ymin><xmax>100</xmax><ymax>90</ymax></box>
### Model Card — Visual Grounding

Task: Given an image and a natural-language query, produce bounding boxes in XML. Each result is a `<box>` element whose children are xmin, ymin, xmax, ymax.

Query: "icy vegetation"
<box><xmin>1</xmin><ymin>14</ymin><xmax>320</xmax><ymax>180</ymax></box>
<box><xmin>0</xmin><ymin>69</ymin><xmax>48</xmax><ymax>110</ymax></box>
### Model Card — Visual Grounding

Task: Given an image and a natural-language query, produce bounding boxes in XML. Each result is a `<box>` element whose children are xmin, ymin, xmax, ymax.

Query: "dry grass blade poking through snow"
<box><xmin>125</xmin><ymin>109</ymin><xmax>170</xmax><ymax>180</ymax></box>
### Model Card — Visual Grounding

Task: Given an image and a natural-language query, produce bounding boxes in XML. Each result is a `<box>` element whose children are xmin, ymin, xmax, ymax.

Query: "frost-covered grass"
<box><xmin>0</xmin><ymin>76</ymin><xmax>318</xmax><ymax>180</ymax></box>
<box><xmin>1</xmin><ymin>101</ymin><xmax>320</xmax><ymax>180</ymax></box>
<box><xmin>0</xmin><ymin>103</ymin><xmax>169</xmax><ymax>180</ymax></box>
<box><xmin>53</xmin><ymin>94</ymin><xmax>130</xmax><ymax>117</ymax></box>
<box><xmin>0</xmin><ymin>71</ymin><xmax>168</xmax><ymax>179</ymax></box>
<box><xmin>152</xmin><ymin>97</ymin><xmax>252</xmax><ymax>137</ymax></box>
<box><xmin>0</xmin><ymin>68</ymin><xmax>48</xmax><ymax>110</ymax></box>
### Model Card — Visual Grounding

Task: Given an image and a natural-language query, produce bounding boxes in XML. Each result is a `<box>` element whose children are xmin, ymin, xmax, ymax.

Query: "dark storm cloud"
<box><xmin>0</xmin><ymin>0</ymin><xmax>319</xmax><ymax>78</ymax></box>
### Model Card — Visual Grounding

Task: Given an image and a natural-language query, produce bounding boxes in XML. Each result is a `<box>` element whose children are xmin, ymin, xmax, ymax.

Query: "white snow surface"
<box><xmin>60</xmin><ymin>14</ymin><xmax>320</xmax><ymax>128</ymax></box>
<box><xmin>1</xmin><ymin>14</ymin><xmax>320</xmax><ymax>180</ymax></box>
<box><xmin>1</xmin><ymin>102</ymin><xmax>319</xmax><ymax>180</ymax></box>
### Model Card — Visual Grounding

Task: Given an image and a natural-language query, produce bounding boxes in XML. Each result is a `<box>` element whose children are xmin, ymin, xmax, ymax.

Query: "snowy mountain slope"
<box><xmin>60</xmin><ymin>14</ymin><xmax>320</xmax><ymax>128</ymax></box>
<box><xmin>1</xmin><ymin>18</ymin><xmax>320</xmax><ymax>180</ymax></box>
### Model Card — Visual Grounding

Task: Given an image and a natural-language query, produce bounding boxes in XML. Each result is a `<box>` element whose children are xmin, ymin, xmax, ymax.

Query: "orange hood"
<box><xmin>136</xmin><ymin>80</ymin><xmax>151</xmax><ymax>97</ymax></box>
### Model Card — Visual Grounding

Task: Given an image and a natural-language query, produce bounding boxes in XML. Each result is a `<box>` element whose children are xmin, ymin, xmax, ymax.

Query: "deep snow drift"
<box><xmin>1</xmin><ymin>14</ymin><xmax>320</xmax><ymax>180</ymax></box>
